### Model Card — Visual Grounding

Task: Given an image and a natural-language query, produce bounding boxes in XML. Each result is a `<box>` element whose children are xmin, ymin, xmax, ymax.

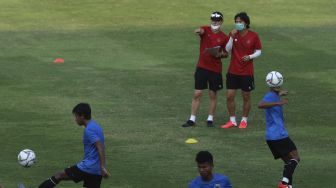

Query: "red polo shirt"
<box><xmin>228</xmin><ymin>30</ymin><xmax>262</xmax><ymax>76</ymax></box>
<box><xmin>197</xmin><ymin>26</ymin><xmax>229</xmax><ymax>73</ymax></box>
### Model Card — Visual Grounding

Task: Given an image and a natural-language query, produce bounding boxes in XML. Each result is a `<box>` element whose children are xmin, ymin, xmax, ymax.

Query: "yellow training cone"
<box><xmin>185</xmin><ymin>138</ymin><xmax>198</xmax><ymax>144</ymax></box>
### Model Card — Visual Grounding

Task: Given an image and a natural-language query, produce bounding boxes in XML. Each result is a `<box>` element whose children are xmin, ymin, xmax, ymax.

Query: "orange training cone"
<box><xmin>54</xmin><ymin>58</ymin><xmax>64</xmax><ymax>64</ymax></box>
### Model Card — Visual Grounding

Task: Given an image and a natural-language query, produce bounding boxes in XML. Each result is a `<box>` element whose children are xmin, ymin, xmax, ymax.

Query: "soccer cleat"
<box><xmin>206</xmin><ymin>120</ymin><xmax>214</xmax><ymax>127</ymax></box>
<box><xmin>277</xmin><ymin>182</ymin><xmax>289</xmax><ymax>188</ymax></box>
<box><xmin>18</xmin><ymin>183</ymin><xmax>25</xmax><ymax>188</ymax></box>
<box><xmin>220</xmin><ymin>121</ymin><xmax>237</xmax><ymax>128</ymax></box>
<box><xmin>238</xmin><ymin>121</ymin><xmax>248</xmax><ymax>128</ymax></box>
<box><xmin>182</xmin><ymin>120</ymin><xmax>195</xmax><ymax>127</ymax></box>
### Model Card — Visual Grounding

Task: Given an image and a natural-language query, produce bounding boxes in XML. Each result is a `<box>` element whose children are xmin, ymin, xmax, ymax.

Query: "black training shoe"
<box><xmin>182</xmin><ymin>120</ymin><xmax>195</xmax><ymax>127</ymax></box>
<box><xmin>206</xmin><ymin>120</ymin><xmax>214</xmax><ymax>127</ymax></box>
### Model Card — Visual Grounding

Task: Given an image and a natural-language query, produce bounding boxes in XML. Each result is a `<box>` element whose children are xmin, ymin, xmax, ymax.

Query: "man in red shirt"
<box><xmin>221</xmin><ymin>12</ymin><xmax>262</xmax><ymax>129</ymax></box>
<box><xmin>182</xmin><ymin>11</ymin><xmax>229</xmax><ymax>127</ymax></box>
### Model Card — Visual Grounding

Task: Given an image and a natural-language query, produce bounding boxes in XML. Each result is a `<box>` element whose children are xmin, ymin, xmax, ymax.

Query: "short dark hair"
<box><xmin>196</xmin><ymin>151</ymin><xmax>213</xmax><ymax>164</ymax></box>
<box><xmin>72</xmin><ymin>103</ymin><xmax>91</xmax><ymax>119</ymax></box>
<box><xmin>234</xmin><ymin>12</ymin><xmax>250</xmax><ymax>29</ymax></box>
<box><xmin>211</xmin><ymin>11</ymin><xmax>223</xmax><ymax>21</ymax></box>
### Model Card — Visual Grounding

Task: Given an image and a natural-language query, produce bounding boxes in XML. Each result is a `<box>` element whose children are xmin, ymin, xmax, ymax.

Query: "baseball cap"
<box><xmin>211</xmin><ymin>11</ymin><xmax>223</xmax><ymax>21</ymax></box>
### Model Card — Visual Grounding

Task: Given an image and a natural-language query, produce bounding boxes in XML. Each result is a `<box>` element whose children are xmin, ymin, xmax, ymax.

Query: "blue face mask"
<box><xmin>235</xmin><ymin>23</ymin><xmax>245</xmax><ymax>31</ymax></box>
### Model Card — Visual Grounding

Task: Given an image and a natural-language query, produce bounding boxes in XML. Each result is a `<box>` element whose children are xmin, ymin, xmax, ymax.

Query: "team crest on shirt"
<box><xmin>246</xmin><ymin>40</ymin><xmax>251</xmax><ymax>44</ymax></box>
<box><xmin>217</xmin><ymin>38</ymin><xmax>221</xmax><ymax>43</ymax></box>
<box><xmin>214</xmin><ymin>184</ymin><xmax>221</xmax><ymax>188</ymax></box>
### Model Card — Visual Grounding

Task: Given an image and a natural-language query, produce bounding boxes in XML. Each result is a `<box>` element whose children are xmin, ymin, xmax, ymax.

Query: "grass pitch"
<box><xmin>0</xmin><ymin>0</ymin><xmax>336</xmax><ymax>187</ymax></box>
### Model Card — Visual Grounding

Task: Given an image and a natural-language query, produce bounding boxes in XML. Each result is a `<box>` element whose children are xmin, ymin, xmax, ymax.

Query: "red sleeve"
<box><xmin>221</xmin><ymin>35</ymin><xmax>230</xmax><ymax>52</ymax></box>
<box><xmin>199</xmin><ymin>26</ymin><xmax>208</xmax><ymax>38</ymax></box>
<box><xmin>254</xmin><ymin>33</ymin><xmax>262</xmax><ymax>50</ymax></box>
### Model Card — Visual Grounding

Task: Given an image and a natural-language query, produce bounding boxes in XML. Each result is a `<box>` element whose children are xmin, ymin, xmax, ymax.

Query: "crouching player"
<box><xmin>258</xmin><ymin>79</ymin><xmax>300</xmax><ymax>188</ymax></box>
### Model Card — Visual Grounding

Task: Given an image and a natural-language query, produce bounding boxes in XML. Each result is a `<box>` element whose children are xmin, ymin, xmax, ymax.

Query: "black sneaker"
<box><xmin>206</xmin><ymin>120</ymin><xmax>214</xmax><ymax>127</ymax></box>
<box><xmin>182</xmin><ymin>120</ymin><xmax>195</xmax><ymax>127</ymax></box>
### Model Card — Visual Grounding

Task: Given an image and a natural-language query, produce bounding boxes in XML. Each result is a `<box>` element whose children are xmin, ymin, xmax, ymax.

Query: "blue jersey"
<box><xmin>77</xmin><ymin>119</ymin><xmax>105</xmax><ymax>175</ymax></box>
<box><xmin>262</xmin><ymin>91</ymin><xmax>288</xmax><ymax>140</ymax></box>
<box><xmin>188</xmin><ymin>173</ymin><xmax>233</xmax><ymax>188</ymax></box>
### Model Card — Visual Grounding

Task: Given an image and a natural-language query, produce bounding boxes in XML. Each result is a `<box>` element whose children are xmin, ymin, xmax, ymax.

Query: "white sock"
<box><xmin>241</xmin><ymin>116</ymin><xmax>248</xmax><ymax>122</ymax></box>
<box><xmin>230</xmin><ymin>116</ymin><xmax>237</xmax><ymax>125</ymax></box>
<box><xmin>282</xmin><ymin>177</ymin><xmax>289</xmax><ymax>184</ymax></box>
<box><xmin>207</xmin><ymin>115</ymin><xmax>213</xmax><ymax>121</ymax></box>
<box><xmin>189</xmin><ymin>115</ymin><xmax>196</xmax><ymax>122</ymax></box>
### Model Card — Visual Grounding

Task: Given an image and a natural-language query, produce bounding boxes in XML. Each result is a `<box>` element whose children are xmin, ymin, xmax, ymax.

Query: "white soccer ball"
<box><xmin>265</xmin><ymin>71</ymin><xmax>283</xmax><ymax>87</ymax></box>
<box><xmin>18</xmin><ymin>149</ymin><xmax>36</xmax><ymax>167</ymax></box>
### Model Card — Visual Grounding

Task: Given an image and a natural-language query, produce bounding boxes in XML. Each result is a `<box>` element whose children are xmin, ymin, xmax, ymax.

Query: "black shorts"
<box><xmin>226</xmin><ymin>73</ymin><xmax>254</xmax><ymax>92</ymax></box>
<box><xmin>65</xmin><ymin>165</ymin><xmax>102</xmax><ymax>188</ymax></box>
<box><xmin>267</xmin><ymin>137</ymin><xmax>297</xmax><ymax>159</ymax></box>
<box><xmin>194</xmin><ymin>67</ymin><xmax>223</xmax><ymax>91</ymax></box>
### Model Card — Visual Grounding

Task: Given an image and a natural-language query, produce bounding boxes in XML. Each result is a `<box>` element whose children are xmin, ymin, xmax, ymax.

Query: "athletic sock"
<box><xmin>207</xmin><ymin>115</ymin><xmax>213</xmax><ymax>121</ymax></box>
<box><xmin>229</xmin><ymin>116</ymin><xmax>236</xmax><ymax>125</ymax></box>
<box><xmin>38</xmin><ymin>176</ymin><xmax>59</xmax><ymax>188</ymax></box>
<box><xmin>281</xmin><ymin>177</ymin><xmax>289</xmax><ymax>185</ymax></box>
<box><xmin>289</xmin><ymin>177</ymin><xmax>293</xmax><ymax>186</ymax></box>
<box><xmin>241</xmin><ymin>116</ymin><xmax>248</xmax><ymax>122</ymax></box>
<box><xmin>282</xmin><ymin>159</ymin><xmax>299</xmax><ymax>185</ymax></box>
<box><xmin>189</xmin><ymin>115</ymin><xmax>196</xmax><ymax>122</ymax></box>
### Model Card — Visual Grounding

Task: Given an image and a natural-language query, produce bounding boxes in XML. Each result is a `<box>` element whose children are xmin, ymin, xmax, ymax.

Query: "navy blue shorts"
<box><xmin>267</xmin><ymin>137</ymin><xmax>297</xmax><ymax>159</ymax></box>
<box><xmin>226</xmin><ymin>73</ymin><xmax>254</xmax><ymax>92</ymax></box>
<box><xmin>65</xmin><ymin>165</ymin><xmax>102</xmax><ymax>188</ymax></box>
<box><xmin>194</xmin><ymin>67</ymin><xmax>223</xmax><ymax>91</ymax></box>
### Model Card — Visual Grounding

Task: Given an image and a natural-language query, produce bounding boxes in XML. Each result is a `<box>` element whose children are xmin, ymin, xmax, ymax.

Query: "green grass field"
<box><xmin>1</xmin><ymin>0</ymin><xmax>336</xmax><ymax>187</ymax></box>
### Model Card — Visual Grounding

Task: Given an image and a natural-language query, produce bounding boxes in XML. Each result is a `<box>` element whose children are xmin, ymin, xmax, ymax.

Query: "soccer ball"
<box><xmin>18</xmin><ymin>149</ymin><xmax>36</xmax><ymax>167</ymax></box>
<box><xmin>265</xmin><ymin>71</ymin><xmax>283</xmax><ymax>87</ymax></box>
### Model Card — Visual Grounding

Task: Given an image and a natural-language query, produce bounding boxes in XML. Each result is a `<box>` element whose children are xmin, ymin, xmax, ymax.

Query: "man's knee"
<box><xmin>193</xmin><ymin>90</ymin><xmax>203</xmax><ymax>100</ymax></box>
<box><xmin>241</xmin><ymin>92</ymin><xmax>251</xmax><ymax>102</ymax></box>
<box><xmin>54</xmin><ymin>171</ymin><xmax>69</xmax><ymax>181</ymax></box>
<box><xmin>290</xmin><ymin>151</ymin><xmax>300</xmax><ymax>162</ymax></box>
<box><xmin>226</xmin><ymin>93</ymin><xmax>235</xmax><ymax>102</ymax></box>
<box><xmin>209</xmin><ymin>91</ymin><xmax>217</xmax><ymax>100</ymax></box>
<box><xmin>226</xmin><ymin>90</ymin><xmax>236</xmax><ymax>102</ymax></box>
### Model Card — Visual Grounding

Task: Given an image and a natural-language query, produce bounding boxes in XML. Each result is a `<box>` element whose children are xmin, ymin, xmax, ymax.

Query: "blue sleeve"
<box><xmin>262</xmin><ymin>93</ymin><xmax>277</xmax><ymax>103</ymax></box>
<box><xmin>221</xmin><ymin>177</ymin><xmax>233</xmax><ymax>188</ymax></box>
<box><xmin>188</xmin><ymin>179</ymin><xmax>198</xmax><ymax>188</ymax></box>
<box><xmin>85</xmin><ymin>129</ymin><xmax>100</xmax><ymax>144</ymax></box>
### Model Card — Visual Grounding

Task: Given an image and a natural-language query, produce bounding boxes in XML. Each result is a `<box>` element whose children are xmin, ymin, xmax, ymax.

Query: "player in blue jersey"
<box><xmin>188</xmin><ymin>151</ymin><xmax>232</xmax><ymax>188</ymax></box>
<box><xmin>20</xmin><ymin>103</ymin><xmax>110</xmax><ymax>188</ymax></box>
<box><xmin>258</xmin><ymin>82</ymin><xmax>300</xmax><ymax>188</ymax></box>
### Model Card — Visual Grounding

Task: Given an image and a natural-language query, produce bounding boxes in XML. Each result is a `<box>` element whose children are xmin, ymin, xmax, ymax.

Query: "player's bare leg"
<box><xmin>38</xmin><ymin>170</ymin><xmax>70</xmax><ymax>188</ymax></box>
<box><xmin>182</xmin><ymin>90</ymin><xmax>203</xmax><ymax>127</ymax></box>
<box><xmin>54</xmin><ymin>170</ymin><xmax>71</xmax><ymax>181</ymax></box>
<box><xmin>241</xmin><ymin>91</ymin><xmax>251</xmax><ymax>117</ymax></box>
<box><xmin>239</xmin><ymin>91</ymin><xmax>251</xmax><ymax>128</ymax></box>
<box><xmin>226</xmin><ymin>89</ymin><xmax>236</xmax><ymax>117</ymax></box>
<box><xmin>207</xmin><ymin>90</ymin><xmax>217</xmax><ymax>127</ymax></box>
<box><xmin>191</xmin><ymin>90</ymin><xmax>203</xmax><ymax>116</ymax></box>
<box><xmin>221</xmin><ymin>89</ymin><xmax>237</xmax><ymax>128</ymax></box>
